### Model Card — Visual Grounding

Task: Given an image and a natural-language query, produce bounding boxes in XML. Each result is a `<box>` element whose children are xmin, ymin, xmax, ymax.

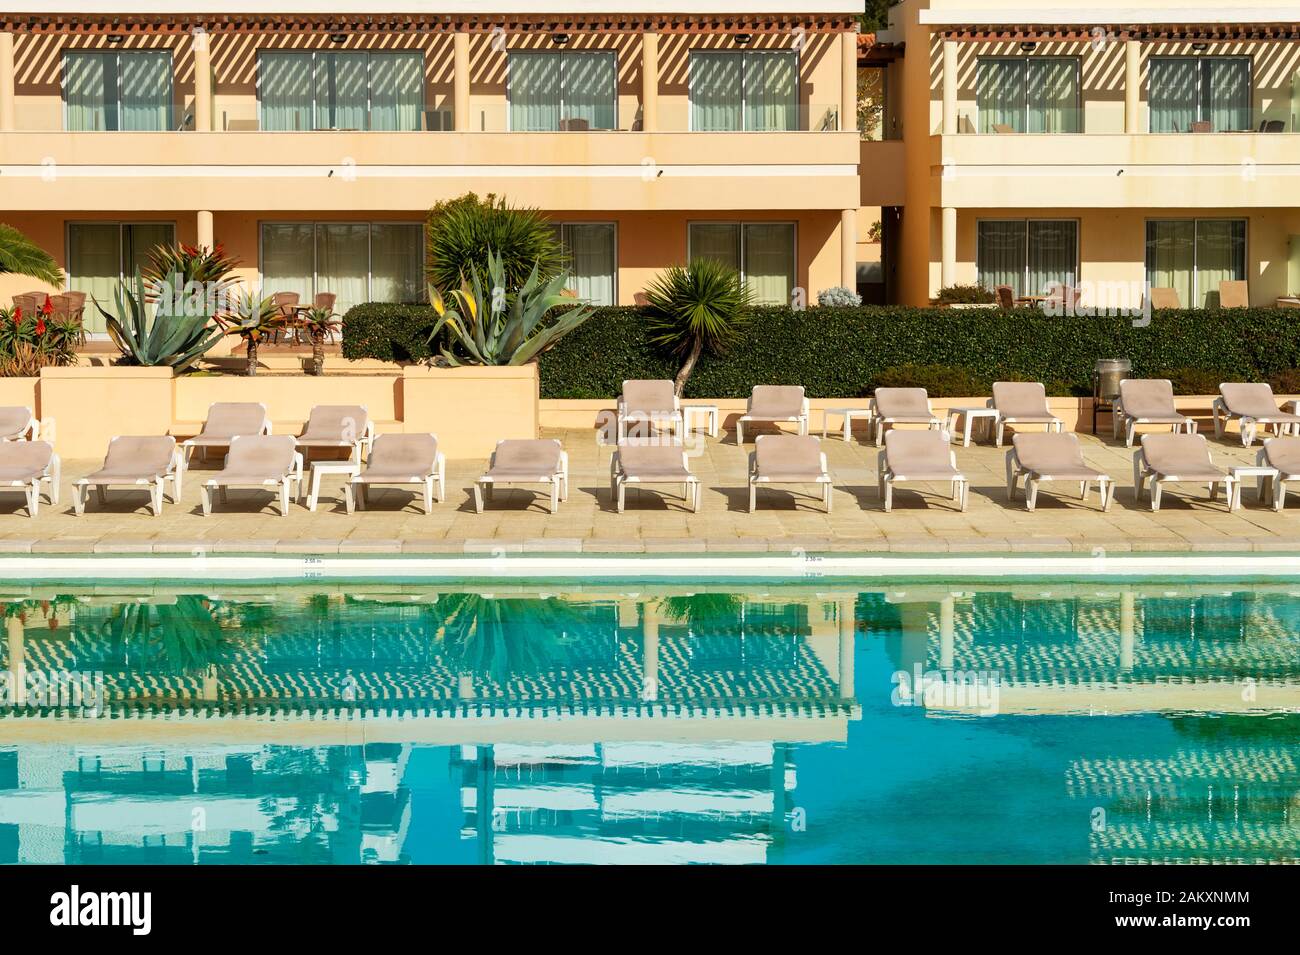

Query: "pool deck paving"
<box><xmin>3</xmin><ymin>427</ymin><xmax>1300</xmax><ymax>556</ymax></box>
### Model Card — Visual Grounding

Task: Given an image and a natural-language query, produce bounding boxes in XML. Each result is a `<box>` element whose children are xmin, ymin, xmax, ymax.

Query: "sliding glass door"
<box><xmin>976</xmin><ymin>219</ymin><xmax>1078</xmax><ymax>298</ymax></box>
<box><xmin>1145</xmin><ymin>219</ymin><xmax>1246</xmax><ymax>307</ymax></box>
<box><xmin>261</xmin><ymin>221</ymin><xmax>423</xmax><ymax>315</ymax></box>
<box><xmin>64</xmin><ymin>51</ymin><xmax>173</xmax><ymax>131</ymax></box>
<box><xmin>689</xmin><ymin>51</ymin><xmax>797</xmax><ymax>131</ymax></box>
<box><xmin>1150</xmin><ymin>57</ymin><xmax>1251</xmax><ymax>132</ymax></box>
<box><xmin>67</xmin><ymin>221</ymin><xmax>176</xmax><ymax>334</ymax></box>
<box><xmin>553</xmin><ymin>223</ymin><xmax>617</xmax><ymax>306</ymax></box>
<box><xmin>508</xmin><ymin>52</ymin><xmax>616</xmax><ymax>131</ymax></box>
<box><xmin>688</xmin><ymin>222</ymin><xmax>795</xmax><ymax>305</ymax></box>
<box><xmin>977</xmin><ymin>58</ymin><xmax>1080</xmax><ymax>133</ymax></box>
<box><xmin>259</xmin><ymin>51</ymin><xmax>424</xmax><ymax>131</ymax></box>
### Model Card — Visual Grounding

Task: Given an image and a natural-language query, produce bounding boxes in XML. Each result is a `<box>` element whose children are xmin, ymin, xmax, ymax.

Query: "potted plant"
<box><xmin>223</xmin><ymin>288</ymin><xmax>285</xmax><ymax>376</ymax></box>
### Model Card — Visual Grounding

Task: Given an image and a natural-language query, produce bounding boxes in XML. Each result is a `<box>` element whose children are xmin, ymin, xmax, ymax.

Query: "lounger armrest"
<box><xmin>1256</xmin><ymin>447</ymin><xmax>1268</xmax><ymax>467</ymax></box>
<box><xmin>801</xmin><ymin>398</ymin><xmax>810</xmax><ymax>417</ymax></box>
<box><xmin>819</xmin><ymin>452</ymin><xmax>829</xmax><ymax>477</ymax></box>
<box><xmin>949</xmin><ymin>449</ymin><xmax>959</xmax><ymax>468</ymax></box>
<box><xmin>558</xmin><ymin>450</ymin><xmax>569</xmax><ymax>480</ymax></box>
<box><xmin>747</xmin><ymin>451</ymin><xmax>758</xmax><ymax>477</ymax></box>
<box><xmin>293</xmin><ymin>452</ymin><xmax>304</xmax><ymax>483</ymax></box>
<box><xmin>876</xmin><ymin>448</ymin><xmax>888</xmax><ymax>478</ymax></box>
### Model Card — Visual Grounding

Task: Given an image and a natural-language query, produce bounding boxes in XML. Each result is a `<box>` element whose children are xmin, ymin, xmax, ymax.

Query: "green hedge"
<box><xmin>341</xmin><ymin>303</ymin><xmax>1300</xmax><ymax>398</ymax></box>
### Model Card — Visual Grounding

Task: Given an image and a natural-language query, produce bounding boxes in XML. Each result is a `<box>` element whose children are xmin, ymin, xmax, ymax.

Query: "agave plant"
<box><xmin>427</xmin><ymin>250</ymin><xmax>593</xmax><ymax>366</ymax></box>
<box><xmin>95</xmin><ymin>269</ymin><xmax>224</xmax><ymax>372</ymax></box>
<box><xmin>643</xmin><ymin>258</ymin><xmax>753</xmax><ymax>395</ymax></box>
<box><xmin>223</xmin><ymin>288</ymin><xmax>285</xmax><ymax>376</ymax></box>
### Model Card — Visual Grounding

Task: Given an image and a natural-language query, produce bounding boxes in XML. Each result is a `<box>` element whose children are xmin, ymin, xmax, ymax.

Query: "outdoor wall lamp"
<box><xmin>105</xmin><ymin>34</ymin><xmax>125</xmax><ymax>44</ymax></box>
<box><xmin>1019</xmin><ymin>41</ymin><xmax>1036</xmax><ymax>52</ymax></box>
<box><xmin>329</xmin><ymin>33</ymin><xmax>348</xmax><ymax>44</ymax></box>
<box><xmin>551</xmin><ymin>33</ymin><xmax>570</xmax><ymax>45</ymax></box>
<box><xmin>1191</xmin><ymin>42</ymin><xmax>1209</xmax><ymax>52</ymax></box>
<box><xmin>734</xmin><ymin>33</ymin><xmax>753</xmax><ymax>45</ymax></box>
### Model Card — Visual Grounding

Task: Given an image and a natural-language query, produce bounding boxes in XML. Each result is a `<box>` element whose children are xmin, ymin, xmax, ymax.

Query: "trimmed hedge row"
<box><xmin>341</xmin><ymin>303</ymin><xmax>1300</xmax><ymax>399</ymax></box>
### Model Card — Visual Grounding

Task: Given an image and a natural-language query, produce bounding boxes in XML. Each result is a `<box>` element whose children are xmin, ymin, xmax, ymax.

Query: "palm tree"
<box><xmin>0</xmin><ymin>223</ymin><xmax>63</xmax><ymax>286</ymax></box>
<box><xmin>643</xmin><ymin>259</ymin><xmax>753</xmax><ymax>396</ymax></box>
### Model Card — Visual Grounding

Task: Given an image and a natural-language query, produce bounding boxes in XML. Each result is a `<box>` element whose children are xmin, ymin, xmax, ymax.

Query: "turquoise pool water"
<box><xmin>0</xmin><ymin>580</ymin><xmax>1297</xmax><ymax>864</ymax></box>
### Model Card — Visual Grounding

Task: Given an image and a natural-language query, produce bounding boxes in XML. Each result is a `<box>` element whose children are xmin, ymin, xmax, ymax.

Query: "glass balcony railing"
<box><xmin>948</xmin><ymin>107</ymin><xmax>1296</xmax><ymax>135</ymax></box>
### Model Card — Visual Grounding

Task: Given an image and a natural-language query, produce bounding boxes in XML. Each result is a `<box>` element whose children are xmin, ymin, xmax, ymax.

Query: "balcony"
<box><xmin>0</xmin><ymin>127</ymin><xmax>862</xmax><ymax>213</ymax></box>
<box><xmin>929</xmin><ymin>132</ymin><xmax>1300</xmax><ymax>209</ymax></box>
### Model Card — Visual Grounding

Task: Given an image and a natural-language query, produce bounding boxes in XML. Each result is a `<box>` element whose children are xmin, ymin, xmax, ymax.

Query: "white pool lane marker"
<box><xmin>3</xmin><ymin>553</ymin><xmax>1300</xmax><ymax>580</ymax></box>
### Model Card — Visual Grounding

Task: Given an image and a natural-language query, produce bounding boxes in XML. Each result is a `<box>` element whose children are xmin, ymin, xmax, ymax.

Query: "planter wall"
<box><xmin>402</xmin><ymin>364</ymin><xmax>539</xmax><ymax>459</ymax></box>
<box><xmin>173</xmin><ymin>374</ymin><xmax>402</xmax><ymax>433</ymax></box>
<box><xmin>38</xmin><ymin>366</ymin><xmax>174</xmax><ymax>457</ymax></box>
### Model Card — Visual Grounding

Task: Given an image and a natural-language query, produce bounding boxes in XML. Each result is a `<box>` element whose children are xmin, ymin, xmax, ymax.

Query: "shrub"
<box><xmin>425</xmin><ymin>192</ymin><xmax>566</xmax><ymax>294</ymax></box>
<box><xmin>935</xmin><ymin>284</ymin><xmax>995</xmax><ymax>305</ymax></box>
<box><xmin>643</xmin><ymin>259</ymin><xmax>752</xmax><ymax>394</ymax></box>
<box><xmin>1162</xmin><ymin>366</ymin><xmax>1227</xmax><ymax>395</ymax></box>
<box><xmin>871</xmin><ymin>363</ymin><xmax>987</xmax><ymax>398</ymax></box>
<box><xmin>817</xmin><ymin>286</ymin><xmax>862</xmax><ymax>308</ymax></box>
<box><xmin>341</xmin><ymin>303</ymin><xmax>440</xmax><ymax>362</ymax></box>
<box><xmin>1269</xmin><ymin>368</ymin><xmax>1300</xmax><ymax>394</ymax></box>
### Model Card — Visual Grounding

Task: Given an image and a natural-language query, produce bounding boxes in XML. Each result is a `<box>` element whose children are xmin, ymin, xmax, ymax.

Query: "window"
<box><xmin>64</xmin><ymin>51</ymin><xmax>173</xmax><ymax>131</ymax></box>
<box><xmin>976</xmin><ymin>58</ymin><xmax>1080</xmax><ymax>133</ymax></box>
<box><xmin>1145</xmin><ymin>219</ymin><xmax>1246</xmax><ymax>308</ymax></box>
<box><xmin>1149</xmin><ymin>57</ymin><xmax>1251</xmax><ymax>132</ymax></box>
<box><xmin>689</xmin><ymin>51</ymin><xmax>798</xmax><ymax>131</ymax></box>
<box><xmin>976</xmin><ymin>220</ymin><xmax>1078</xmax><ymax>298</ymax></box>
<box><xmin>67</xmin><ymin>221</ymin><xmax>176</xmax><ymax>334</ymax></box>
<box><xmin>508</xmin><ymin>52</ymin><xmax>616</xmax><ymax>131</ymax></box>
<box><xmin>258</xmin><ymin>51</ymin><xmax>423</xmax><ymax>131</ymax></box>
<box><xmin>552</xmin><ymin>223</ymin><xmax>617</xmax><ymax>306</ymax></box>
<box><xmin>260</xmin><ymin>221</ymin><xmax>423</xmax><ymax>315</ymax></box>
<box><xmin>688</xmin><ymin>222</ymin><xmax>796</xmax><ymax>305</ymax></box>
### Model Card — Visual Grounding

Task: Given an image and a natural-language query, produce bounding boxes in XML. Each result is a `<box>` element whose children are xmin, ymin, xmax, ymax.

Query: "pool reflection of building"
<box><xmin>0</xmin><ymin>590</ymin><xmax>857</xmax><ymax>864</ymax></box>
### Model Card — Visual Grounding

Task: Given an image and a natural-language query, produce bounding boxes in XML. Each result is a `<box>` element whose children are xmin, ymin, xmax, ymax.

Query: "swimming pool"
<box><xmin>1</xmin><ymin>579</ymin><xmax>1297</xmax><ymax>864</ymax></box>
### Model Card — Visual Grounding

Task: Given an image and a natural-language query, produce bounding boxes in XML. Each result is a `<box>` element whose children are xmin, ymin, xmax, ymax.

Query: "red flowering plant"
<box><xmin>0</xmin><ymin>301</ymin><xmax>80</xmax><ymax>376</ymax></box>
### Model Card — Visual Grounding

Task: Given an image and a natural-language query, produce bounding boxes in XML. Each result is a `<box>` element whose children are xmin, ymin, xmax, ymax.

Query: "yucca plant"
<box><xmin>294</xmin><ymin>304</ymin><xmax>342</xmax><ymax>376</ymax></box>
<box><xmin>643</xmin><ymin>258</ymin><xmax>753</xmax><ymax>396</ymax></box>
<box><xmin>427</xmin><ymin>250</ymin><xmax>593</xmax><ymax>366</ymax></box>
<box><xmin>95</xmin><ymin>269</ymin><xmax>224</xmax><ymax>372</ymax></box>
<box><xmin>223</xmin><ymin>288</ymin><xmax>284</xmax><ymax>376</ymax></box>
<box><xmin>425</xmin><ymin>192</ymin><xmax>567</xmax><ymax>293</ymax></box>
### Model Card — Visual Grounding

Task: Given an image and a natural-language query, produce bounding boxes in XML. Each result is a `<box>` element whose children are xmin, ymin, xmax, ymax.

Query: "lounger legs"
<box><xmin>748</xmin><ymin>481</ymin><xmax>756</xmax><ymax>513</ymax></box>
<box><xmin>199</xmin><ymin>485</ymin><xmax>212</xmax><ymax>516</ymax></box>
<box><xmin>25</xmin><ymin>483</ymin><xmax>37</xmax><ymax>518</ymax></box>
<box><xmin>736</xmin><ymin>421</ymin><xmax>745</xmax><ymax>444</ymax></box>
<box><xmin>344</xmin><ymin>483</ymin><xmax>356</xmax><ymax>515</ymax></box>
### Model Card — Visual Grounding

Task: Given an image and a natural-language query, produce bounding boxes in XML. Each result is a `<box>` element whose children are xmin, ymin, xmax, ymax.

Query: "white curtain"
<box><xmin>316</xmin><ymin>224</ymin><xmax>370</xmax><ymax>315</ymax></box>
<box><xmin>1026</xmin><ymin>221</ymin><xmax>1078</xmax><ymax>295</ymax></box>
<box><xmin>260</xmin><ymin>53</ymin><xmax>314</xmax><ymax>131</ymax></box>
<box><xmin>1194</xmin><ymin>220</ymin><xmax>1247</xmax><ymax>307</ymax></box>
<box><xmin>1149</xmin><ymin>58</ymin><xmax>1199</xmax><ymax>132</ymax></box>
<box><xmin>370</xmin><ymin>224</ymin><xmax>424</xmax><ymax>303</ymax></box>
<box><xmin>314</xmin><ymin>52</ymin><xmax>368</xmax><ymax>130</ymax></box>
<box><xmin>1027</xmin><ymin>59</ymin><xmax>1079</xmax><ymax>134</ymax></box>
<box><xmin>120</xmin><ymin>51</ymin><xmax>171</xmax><ymax>130</ymax></box>
<box><xmin>1208</xmin><ymin>59</ymin><xmax>1251</xmax><ymax>132</ymax></box>
<box><xmin>977</xmin><ymin>221</ymin><xmax>1028</xmax><ymax>296</ymax></box>
<box><xmin>977</xmin><ymin>59</ymin><xmax>1025</xmax><ymax>133</ymax></box>
<box><xmin>370</xmin><ymin>53</ymin><xmax>423</xmax><ymax>131</ymax></box>
<box><xmin>65</xmin><ymin>53</ymin><xmax>110</xmax><ymax>131</ymax></box>
<box><xmin>561</xmin><ymin>52</ymin><xmax>616</xmax><ymax>130</ymax></box>
<box><xmin>743</xmin><ymin>51</ymin><xmax>797</xmax><ymax>131</ymax></box>
<box><xmin>689</xmin><ymin>52</ymin><xmax>743</xmax><ymax>131</ymax></box>
<box><xmin>67</xmin><ymin>222</ymin><xmax>174</xmax><ymax>334</ymax></box>
<box><xmin>509</xmin><ymin>53</ymin><xmax>561</xmax><ymax>131</ymax></box>
<box><xmin>688</xmin><ymin>223</ymin><xmax>741</xmax><ymax>270</ymax></box>
<box><xmin>742</xmin><ymin>223</ymin><xmax>795</xmax><ymax>305</ymax></box>
<box><xmin>1145</xmin><ymin>220</ymin><xmax>1195</xmax><ymax>307</ymax></box>
<box><xmin>562</xmin><ymin>223</ymin><xmax>616</xmax><ymax>305</ymax></box>
<box><xmin>261</xmin><ymin>223</ymin><xmax>315</xmax><ymax>303</ymax></box>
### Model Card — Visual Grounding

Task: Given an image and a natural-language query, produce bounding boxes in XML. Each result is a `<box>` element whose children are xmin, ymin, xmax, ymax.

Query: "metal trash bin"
<box><xmin>1092</xmin><ymin>358</ymin><xmax>1131</xmax><ymax>434</ymax></box>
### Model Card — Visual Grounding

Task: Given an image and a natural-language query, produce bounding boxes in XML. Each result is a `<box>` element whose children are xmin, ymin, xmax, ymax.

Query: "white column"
<box><xmin>0</xmin><ymin>33</ymin><xmax>15</xmax><ymax>132</ymax></box>
<box><xmin>641</xmin><ymin>601</ymin><xmax>660</xmax><ymax>702</ymax></box>
<box><xmin>192</xmin><ymin>29</ymin><xmax>212</xmax><ymax>131</ymax></box>
<box><xmin>940</xmin><ymin>206</ymin><xmax>957</xmax><ymax>289</ymax></box>
<box><xmin>196</xmin><ymin>210</ymin><xmax>214</xmax><ymax>250</ymax></box>
<box><xmin>939</xmin><ymin>595</ymin><xmax>955</xmax><ymax>670</ymax></box>
<box><xmin>453</xmin><ymin>31</ymin><xmax>471</xmax><ymax>132</ymax></box>
<box><xmin>840</xmin><ymin>208</ymin><xmax>857</xmax><ymax>288</ymax></box>
<box><xmin>641</xmin><ymin>31</ymin><xmax>659</xmax><ymax>132</ymax></box>
<box><xmin>1124</xmin><ymin>39</ymin><xmax>1141</xmax><ymax>134</ymax></box>
<box><xmin>1119</xmin><ymin>591</ymin><xmax>1136</xmax><ymax>671</ymax></box>
<box><xmin>941</xmin><ymin>38</ymin><xmax>958</xmax><ymax>135</ymax></box>
<box><xmin>837</xmin><ymin>598</ymin><xmax>855</xmax><ymax>699</ymax></box>
<box><xmin>7</xmin><ymin>615</ymin><xmax>25</xmax><ymax>707</ymax></box>
<box><xmin>840</xmin><ymin>29</ymin><xmax>857</xmax><ymax>132</ymax></box>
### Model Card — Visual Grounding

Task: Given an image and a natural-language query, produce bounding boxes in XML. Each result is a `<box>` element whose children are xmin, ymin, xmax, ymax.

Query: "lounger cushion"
<box><xmin>84</xmin><ymin>436</ymin><xmax>176</xmax><ymax>482</ymax></box>
<box><xmin>616</xmin><ymin>445</ymin><xmax>691</xmax><ymax>481</ymax></box>
<box><xmin>298</xmin><ymin>405</ymin><xmax>369</xmax><ymax>446</ymax></box>
<box><xmin>754</xmin><ymin>435</ymin><xmax>825</xmax><ymax>481</ymax></box>
<box><xmin>0</xmin><ymin>440</ymin><xmax>53</xmax><ymax>481</ymax></box>
<box><xmin>1012</xmin><ymin>433</ymin><xmax>1104</xmax><ymax>481</ymax></box>
<box><xmin>0</xmin><ymin>406</ymin><xmax>33</xmax><ymax>439</ymax></box>
<box><xmin>191</xmin><ymin>402</ymin><xmax>268</xmax><ymax>440</ymax></box>
<box><xmin>884</xmin><ymin>430</ymin><xmax>961</xmax><ymax>481</ymax></box>
<box><xmin>620</xmin><ymin>380</ymin><xmax>677</xmax><ymax>417</ymax></box>
<box><xmin>1119</xmin><ymin>379</ymin><xmax>1187</xmax><ymax>422</ymax></box>
<box><xmin>1219</xmin><ymin>383</ymin><xmax>1300</xmax><ymax>422</ymax></box>
<box><xmin>993</xmin><ymin>382</ymin><xmax>1056</xmax><ymax>420</ymax></box>
<box><xmin>356</xmin><ymin>434</ymin><xmax>438</xmax><ymax>483</ymax></box>
<box><xmin>1140</xmin><ymin>433</ymin><xmax>1224</xmax><ymax>481</ymax></box>
<box><xmin>211</xmin><ymin>435</ymin><xmax>296</xmax><ymax>483</ymax></box>
<box><xmin>874</xmin><ymin>388</ymin><xmax>934</xmax><ymax>420</ymax></box>
<box><xmin>1261</xmin><ymin>437</ymin><xmax>1300</xmax><ymax>477</ymax></box>
<box><xmin>746</xmin><ymin>385</ymin><xmax>805</xmax><ymax>419</ymax></box>
<box><xmin>485</xmin><ymin>440</ymin><xmax>562</xmax><ymax>480</ymax></box>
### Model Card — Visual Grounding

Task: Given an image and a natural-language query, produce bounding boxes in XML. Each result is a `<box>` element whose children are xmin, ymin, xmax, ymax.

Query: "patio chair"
<box><xmin>345</xmin><ymin>433</ymin><xmax>444</xmax><ymax>515</ymax></box>
<box><xmin>1260</xmin><ymin>119</ymin><xmax>1286</xmax><ymax>133</ymax></box>
<box><xmin>1147</xmin><ymin>287</ymin><xmax>1180</xmax><ymax>309</ymax></box>
<box><xmin>736</xmin><ymin>385</ymin><xmax>809</xmax><ymax>443</ymax></box>
<box><xmin>295</xmin><ymin>405</ymin><xmax>373</xmax><ymax>463</ymax></box>
<box><xmin>11</xmin><ymin>292</ymin><xmax>44</xmax><ymax>314</ymax></box>
<box><xmin>1005</xmin><ymin>432</ymin><xmax>1113</xmax><ymax>512</ymax></box>
<box><xmin>0</xmin><ymin>406</ymin><xmax>39</xmax><ymax>442</ymax></box>
<box><xmin>1132</xmin><ymin>433</ymin><xmax>1235</xmax><ymax>511</ymax></box>
<box><xmin>73</xmin><ymin>436</ymin><xmax>180</xmax><ymax>517</ymax></box>
<box><xmin>611</xmin><ymin>444</ymin><xmax>700</xmax><ymax>513</ymax></box>
<box><xmin>870</xmin><ymin>387</ymin><xmax>943</xmax><ymax>447</ymax></box>
<box><xmin>50</xmin><ymin>290</ymin><xmax>87</xmax><ymax>325</ymax></box>
<box><xmin>0</xmin><ymin>440</ymin><xmax>59</xmax><ymax>518</ymax></box>
<box><xmin>878</xmin><ymin>429</ymin><xmax>968</xmax><ymax>512</ymax></box>
<box><xmin>995</xmin><ymin>285</ymin><xmax>1015</xmax><ymax>310</ymax></box>
<box><xmin>1113</xmin><ymin>378</ymin><xmax>1196</xmax><ymax>447</ymax></box>
<box><xmin>748</xmin><ymin>434</ymin><xmax>832</xmax><ymax>513</ymax></box>
<box><xmin>269</xmin><ymin>291</ymin><xmax>300</xmax><ymax>344</ymax></box>
<box><xmin>989</xmin><ymin>382</ymin><xmax>1063</xmax><ymax>447</ymax></box>
<box><xmin>199</xmin><ymin>435</ymin><xmax>302</xmax><ymax>517</ymax></box>
<box><xmin>616</xmin><ymin>379</ymin><xmax>682</xmax><ymax>440</ymax></box>
<box><xmin>181</xmin><ymin>402</ymin><xmax>271</xmax><ymax>467</ymax></box>
<box><xmin>473</xmin><ymin>439</ymin><xmax>568</xmax><ymax>514</ymax></box>
<box><xmin>1257</xmin><ymin>437</ymin><xmax>1300</xmax><ymax>511</ymax></box>
<box><xmin>1218</xmin><ymin>280</ymin><xmax>1248</xmax><ymax>308</ymax></box>
<box><xmin>1213</xmin><ymin>383</ymin><xmax>1300</xmax><ymax>447</ymax></box>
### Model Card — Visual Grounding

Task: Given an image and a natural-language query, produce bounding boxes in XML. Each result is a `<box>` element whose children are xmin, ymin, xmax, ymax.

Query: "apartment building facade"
<box><xmin>0</xmin><ymin>2</ymin><xmax>862</xmax><ymax>334</ymax></box>
<box><xmin>878</xmin><ymin>0</ymin><xmax>1300</xmax><ymax>307</ymax></box>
